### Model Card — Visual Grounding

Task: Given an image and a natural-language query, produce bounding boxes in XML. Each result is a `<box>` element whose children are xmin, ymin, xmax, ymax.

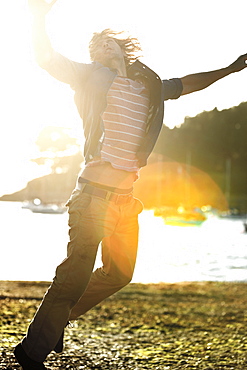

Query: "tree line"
<box><xmin>154</xmin><ymin>101</ymin><xmax>247</xmax><ymax>211</ymax></box>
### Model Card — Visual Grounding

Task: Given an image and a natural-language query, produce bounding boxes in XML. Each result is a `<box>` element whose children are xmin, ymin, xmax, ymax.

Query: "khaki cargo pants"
<box><xmin>21</xmin><ymin>187</ymin><xmax>143</xmax><ymax>362</ymax></box>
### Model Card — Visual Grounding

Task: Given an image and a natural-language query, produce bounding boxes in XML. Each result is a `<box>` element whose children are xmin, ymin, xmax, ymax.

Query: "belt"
<box><xmin>79</xmin><ymin>183</ymin><xmax>133</xmax><ymax>205</ymax></box>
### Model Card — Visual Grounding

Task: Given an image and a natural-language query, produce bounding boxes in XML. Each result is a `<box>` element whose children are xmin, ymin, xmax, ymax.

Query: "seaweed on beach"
<box><xmin>0</xmin><ymin>281</ymin><xmax>247</xmax><ymax>369</ymax></box>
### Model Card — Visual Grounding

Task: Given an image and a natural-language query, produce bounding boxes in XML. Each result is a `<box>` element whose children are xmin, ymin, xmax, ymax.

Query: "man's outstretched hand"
<box><xmin>229</xmin><ymin>53</ymin><xmax>247</xmax><ymax>73</ymax></box>
<box><xmin>28</xmin><ymin>0</ymin><xmax>58</xmax><ymax>17</ymax></box>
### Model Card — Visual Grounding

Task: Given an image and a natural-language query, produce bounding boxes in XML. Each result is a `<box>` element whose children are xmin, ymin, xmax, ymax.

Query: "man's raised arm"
<box><xmin>180</xmin><ymin>53</ymin><xmax>247</xmax><ymax>95</ymax></box>
<box><xmin>28</xmin><ymin>0</ymin><xmax>58</xmax><ymax>66</ymax></box>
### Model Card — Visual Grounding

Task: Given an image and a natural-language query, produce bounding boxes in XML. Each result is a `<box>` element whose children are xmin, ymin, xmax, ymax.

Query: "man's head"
<box><xmin>89</xmin><ymin>29</ymin><xmax>142</xmax><ymax>67</ymax></box>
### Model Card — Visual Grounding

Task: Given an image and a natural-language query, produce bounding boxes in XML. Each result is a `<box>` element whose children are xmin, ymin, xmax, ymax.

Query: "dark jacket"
<box><xmin>42</xmin><ymin>52</ymin><xmax>183</xmax><ymax>167</ymax></box>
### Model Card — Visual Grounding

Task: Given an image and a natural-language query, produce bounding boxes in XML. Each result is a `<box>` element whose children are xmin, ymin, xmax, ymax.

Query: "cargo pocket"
<box><xmin>67</xmin><ymin>192</ymin><xmax>92</xmax><ymax>230</ymax></box>
<box><xmin>66</xmin><ymin>191</ymin><xmax>97</xmax><ymax>256</ymax></box>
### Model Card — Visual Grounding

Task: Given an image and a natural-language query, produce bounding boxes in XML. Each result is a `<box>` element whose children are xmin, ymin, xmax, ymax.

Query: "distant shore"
<box><xmin>1</xmin><ymin>280</ymin><xmax>247</xmax><ymax>369</ymax></box>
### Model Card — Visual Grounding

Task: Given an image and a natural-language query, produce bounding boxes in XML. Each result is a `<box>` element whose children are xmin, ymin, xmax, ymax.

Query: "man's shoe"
<box><xmin>14</xmin><ymin>343</ymin><xmax>47</xmax><ymax>370</ymax></box>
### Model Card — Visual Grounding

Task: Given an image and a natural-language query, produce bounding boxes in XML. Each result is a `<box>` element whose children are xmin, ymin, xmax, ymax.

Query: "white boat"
<box><xmin>22</xmin><ymin>200</ymin><xmax>67</xmax><ymax>214</ymax></box>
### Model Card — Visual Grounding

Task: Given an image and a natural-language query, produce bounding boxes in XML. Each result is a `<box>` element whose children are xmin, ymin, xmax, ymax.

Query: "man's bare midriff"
<box><xmin>80</xmin><ymin>162</ymin><xmax>138</xmax><ymax>189</ymax></box>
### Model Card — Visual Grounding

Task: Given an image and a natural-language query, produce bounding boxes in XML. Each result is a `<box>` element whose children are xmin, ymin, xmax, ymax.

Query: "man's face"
<box><xmin>93</xmin><ymin>36</ymin><xmax>125</xmax><ymax>66</ymax></box>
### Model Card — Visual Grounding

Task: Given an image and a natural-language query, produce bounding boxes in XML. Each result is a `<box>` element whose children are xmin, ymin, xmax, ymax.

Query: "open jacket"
<box><xmin>42</xmin><ymin>52</ymin><xmax>183</xmax><ymax>168</ymax></box>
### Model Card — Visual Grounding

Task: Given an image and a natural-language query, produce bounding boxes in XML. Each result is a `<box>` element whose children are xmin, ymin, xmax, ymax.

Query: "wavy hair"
<box><xmin>89</xmin><ymin>29</ymin><xmax>142</xmax><ymax>66</ymax></box>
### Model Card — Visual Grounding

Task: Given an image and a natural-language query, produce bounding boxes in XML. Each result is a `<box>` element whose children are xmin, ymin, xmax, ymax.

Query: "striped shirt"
<box><xmin>99</xmin><ymin>76</ymin><xmax>150</xmax><ymax>172</ymax></box>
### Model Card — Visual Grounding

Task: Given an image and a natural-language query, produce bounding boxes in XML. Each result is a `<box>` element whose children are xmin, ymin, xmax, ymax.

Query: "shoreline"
<box><xmin>1</xmin><ymin>279</ymin><xmax>246</xmax><ymax>298</ymax></box>
<box><xmin>1</xmin><ymin>280</ymin><xmax>247</xmax><ymax>302</ymax></box>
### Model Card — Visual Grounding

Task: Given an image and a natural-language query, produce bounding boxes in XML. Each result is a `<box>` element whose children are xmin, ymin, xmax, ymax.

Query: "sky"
<box><xmin>1</xmin><ymin>0</ymin><xmax>246</xmax><ymax>196</ymax></box>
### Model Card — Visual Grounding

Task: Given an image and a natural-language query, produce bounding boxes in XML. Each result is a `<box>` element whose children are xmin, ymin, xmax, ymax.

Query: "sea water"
<box><xmin>0</xmin><ymin>201</ymin><xmax>246</xmax><ymax>283</ymax></box>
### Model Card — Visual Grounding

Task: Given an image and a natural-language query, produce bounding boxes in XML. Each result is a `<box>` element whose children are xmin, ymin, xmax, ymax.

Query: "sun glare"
<box><xmin>134</xmin><ymin>159</ymin><xmax>228</xmax><ymax>212</ymax></box>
